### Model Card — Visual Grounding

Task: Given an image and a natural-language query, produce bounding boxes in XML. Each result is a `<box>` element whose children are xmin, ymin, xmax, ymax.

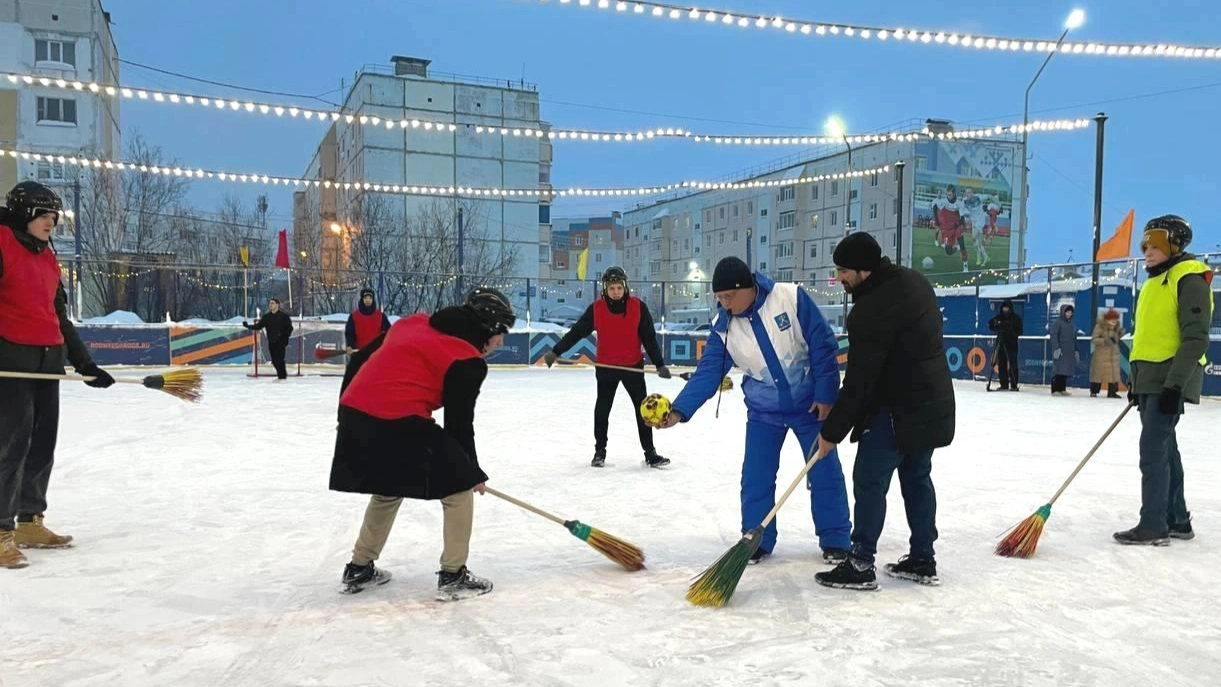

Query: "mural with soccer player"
<box><xmin>910</xmin><ymin>139</ymin><xmax>1022</xmax><ymax>286</ymax></box>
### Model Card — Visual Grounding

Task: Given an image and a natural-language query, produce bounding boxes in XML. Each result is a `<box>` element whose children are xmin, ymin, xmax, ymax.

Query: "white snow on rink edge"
<box><xmin>1</xmin><ymin>367</ymin><xmax>1219</xmax><ymax>687</ymax></box>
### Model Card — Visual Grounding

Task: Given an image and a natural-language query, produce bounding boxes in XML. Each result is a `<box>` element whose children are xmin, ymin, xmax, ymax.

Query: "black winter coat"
<box><xmin>329</xmin><ymin>306</ymin><xmax>491</xmax><ymax>500</ymax></box>
<box><xmin>0</xmin><ymin>217</ymin><xmax>96</xmax><ymax>375</ymax></box>
<box><xmin>821</xmin><ymin>258</ymin><xmax>956</xmax><ymax>451</ymax></box>
<box><xmin>245</xmin><ymin>310</ymin><xmax>293</xmax><ymax>347</ymax></box>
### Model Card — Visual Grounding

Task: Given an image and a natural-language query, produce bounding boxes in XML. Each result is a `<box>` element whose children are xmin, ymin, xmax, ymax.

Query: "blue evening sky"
<box><xmin>102</xmin><ymin>0</ymin><xmax>1221</xmax><ymax>264</ymax></box>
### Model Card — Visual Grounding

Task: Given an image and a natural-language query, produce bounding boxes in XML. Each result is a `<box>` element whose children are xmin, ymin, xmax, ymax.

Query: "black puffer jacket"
<box><xmin>821</xmin><ymin>258</ymin><xmax>956</xmax><ymax>451</ymax></box>
<box><xmin>0</xmin><ymin>208</ymin><xmax>96</xmax><ymax>375</ymax></box>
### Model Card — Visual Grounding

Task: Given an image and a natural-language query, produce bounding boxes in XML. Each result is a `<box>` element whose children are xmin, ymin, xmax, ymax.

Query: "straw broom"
<box><xmin>687</xmin><ymin>444</ymin><xmax>831</xmax><ymax>608</ymax></box>
<box><xmin>995</xmin><ymin>401</ymin><xmax>1135</xmax><ymax>558</ymax></box>
<box><xmin>0</xmin><ymin>368</ymin><xmax>204</xmax><ymax>403</ymax></box>
<box><xmin>484</xmin><ymin>486</ymin><xmax>645</xmax><ymax>572</ymax></box>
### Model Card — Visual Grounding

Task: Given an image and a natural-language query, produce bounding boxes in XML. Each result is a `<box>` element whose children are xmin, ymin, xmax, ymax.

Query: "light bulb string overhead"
<box><xmin>2</xmin><ymin>148</ymin><xmax>899</xmax><ymax>198</ymax></box>
<box><xmin>3</xmin><ymin>72</ymin><xmax>1089</xmax><ymax>146</ymax></box>
<box><xmin>545</xmin><ymin>0</ymin><xmax>1220</xmax><ymax>59</ymax></box>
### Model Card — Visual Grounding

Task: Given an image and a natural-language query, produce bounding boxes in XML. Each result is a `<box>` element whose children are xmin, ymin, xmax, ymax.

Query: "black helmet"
<box><xmin>602</xmin><ymin>266</ymin><xmax>627</xmax><ymax>286</ymax></box>
<box><xmin>359</xmin><ymin>288</ymin><xmax>375</xmax><ymax>299</ymax></box>
<box><xmin>5</xmin><ymin>181</ymin><xmax>63</xmax><ymax>226</ymax></box>
<box><xmin>1143</xmin><ymin>215</ymin><xmax>1192</xmax><ymax>252</ymax></box>
<box><xmin>465</xmin><ymin>286</ymin><xmax>515</xmax><ymax>336</ymax></box>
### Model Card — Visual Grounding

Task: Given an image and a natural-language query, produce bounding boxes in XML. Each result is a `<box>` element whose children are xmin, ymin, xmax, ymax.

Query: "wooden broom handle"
<box><xmin>1048</xmin><ymin>401</ymin><xmax>1136</xmax><ymax>505</ymax></box>
<box><xmin>0</xmin><ymin>370</ymin><xmax>142</xmax><ymax>385</ymax></box>
<box><xmin>554</xmin><ymin>359</ymin><xmax>664</xmax><ymax>375</ymax></box>
<box><xmin>483</xmin><ymin>486</ymin><xmax>566</xmax><ymax>526</ymax></box>
<box><xmin>759</xmin><ymin>444</ymin><xmax>830</xmax><ymax>530</ymax></box>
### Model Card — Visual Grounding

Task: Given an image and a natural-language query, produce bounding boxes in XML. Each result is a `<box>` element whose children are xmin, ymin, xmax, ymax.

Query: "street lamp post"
<box><xmin>826</xmin><ymin>116</ymin><xmax>853</xmax><ymax>324</ymax></box>
<box><xmin>1017</xmin><ymin>9</ymin><xmax>1085</xmax><ymax>276</ymax></box>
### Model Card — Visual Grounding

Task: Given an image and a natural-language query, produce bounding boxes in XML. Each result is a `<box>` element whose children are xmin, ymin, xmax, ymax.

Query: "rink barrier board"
<box><xmin>74</xmin><ymin>325</ymin><xmax>1221</xmax><ymax>397</ymax></box>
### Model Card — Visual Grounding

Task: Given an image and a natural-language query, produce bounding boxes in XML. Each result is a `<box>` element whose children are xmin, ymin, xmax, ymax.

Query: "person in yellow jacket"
<box><xmin>1116</xmin><ymin>215</ymin><xmax>1214</xmax><ymax>546</ymax></box>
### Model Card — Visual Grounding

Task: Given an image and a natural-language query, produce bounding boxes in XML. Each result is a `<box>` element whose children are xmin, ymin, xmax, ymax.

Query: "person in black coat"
<box><xmin>0</xmin><ymin>182</ymin><xmax>115</xmax><ymax>568</ymax></box>
<box><xmin>243</xmin><ymin>298</ymin><xmax>293</xmax><ymax>379</ymax></box>
<box><xmin>987</xmin><ymin>299</ymin><xmax>1023</xmax><ymax>391</ymax></box>
<box><xmin>814</xmin><ymin>233</ymin><xmax>955</xmax><ymax>591</ymax></box>
<box><xmin>330</xmin><ymin>287</ymin><xmax>516</xmax><ymax>600</ymax></box>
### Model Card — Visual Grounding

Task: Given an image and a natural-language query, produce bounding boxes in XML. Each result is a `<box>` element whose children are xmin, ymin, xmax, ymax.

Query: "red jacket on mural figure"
<box><xmin>0</xmin><ymin>182</ymin><xmax>115</xmax><ymax>569</ymax></box>
<box><xmin>344</xmin><ymin>288</ymin><xmax>392</xmax><ymax>352</ymax></box>
<box><xmin>543</xmin><ymin>266</ymin><xmax>671</xmax><ymax>469</ymax></box>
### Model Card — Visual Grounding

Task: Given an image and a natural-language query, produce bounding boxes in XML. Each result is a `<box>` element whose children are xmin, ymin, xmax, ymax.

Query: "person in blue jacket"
<box><xmin>659</xmin><ymin>256</ymin><xmax>851</xmax><ymax>564</ymax></box>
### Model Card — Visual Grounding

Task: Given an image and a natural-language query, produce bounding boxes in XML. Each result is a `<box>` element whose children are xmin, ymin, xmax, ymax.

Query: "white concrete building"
<box><xmin>0</xmin><ymin>0</ymin><xmax>120</xmax><ymax>238</ymax></box>
<box><xmin>293</xmin><ymin>56</ymin><xmax>546</xmax><ymax>316</ymax></box>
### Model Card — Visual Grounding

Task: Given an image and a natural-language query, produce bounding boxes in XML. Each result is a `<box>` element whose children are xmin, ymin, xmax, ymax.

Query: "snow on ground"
<box><xmin>3</xmin><ymin>368</ymin><xmax>1220</xmax><ymax>687</ymax></box>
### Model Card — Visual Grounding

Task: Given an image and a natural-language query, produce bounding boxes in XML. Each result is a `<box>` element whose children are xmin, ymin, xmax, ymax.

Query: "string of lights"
<box><xmin>3</xmin><ymin>148</ymin><xmax>904</xmax><ymax>198</ymax></box>
<box><xmin>4</xmin><ymin>72</ymin><xmax>1090</xmax><ymax>146</ymax></box>
<box><xmin>538</xmin><ymin>0</ymin><xmax>1221</xmax><ymax>60</ymax></box>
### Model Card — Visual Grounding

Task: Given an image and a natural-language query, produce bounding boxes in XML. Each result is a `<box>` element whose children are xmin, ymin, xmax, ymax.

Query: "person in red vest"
<box><xmin>543</xmin><ymin>266</ymin><xmax>671</xmax><ymax>468</ymax></box>
<box><xmin>330</xmin><ymin>286</ymin><xmax>515</xmax><ymax>600</ymax></box>
<box><xmin>344</xmin><ymin>288</ymin><xmax>391</xmax><ymax>354</ymax></box>
<box><xmin>0</xmin><ymin>181</ymin><xmax>114</xmax><ymax>570</ymax></box>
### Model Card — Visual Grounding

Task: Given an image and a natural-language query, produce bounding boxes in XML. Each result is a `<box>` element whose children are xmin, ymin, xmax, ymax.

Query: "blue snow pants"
<box><xmin>741</xmin><ymin>411</ymin><xmax>852</xmax><ymax>553</ymax></box>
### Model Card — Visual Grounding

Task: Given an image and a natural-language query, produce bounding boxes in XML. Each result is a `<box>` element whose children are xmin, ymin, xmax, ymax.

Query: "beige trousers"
<box><xmin>351</xmin><ymin>490</ymin><xmax>474</xmax><ymax>573</ymax></box>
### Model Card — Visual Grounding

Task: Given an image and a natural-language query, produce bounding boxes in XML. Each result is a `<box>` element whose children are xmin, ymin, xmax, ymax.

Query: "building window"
<box><xmin>809</xmin><ymin>213</ymin><xmax>819</xmax><ymax>229</ymax></box>
<box><xmin>36</xmin><ymin>161</ymin><xmax>65</xmax><ymax>181</ymax></box>
<box><xmin>776</xmin><ymin>242</ymin><xmax>794</xmax><ymax>258</ymax></box>
<box><xmin>683</xmin><ymin>238</ymin><xmax>689</xmax><ymax>250</ymax></box>
<box><xmin>777</xmin><ymin>269</ymin><xmax>794</xmax><ymax>282</ymax></box>
<box><xmin>672</xmin><ymin>239</ymin><xmax>678</xmax><ymax>252</ymax></box>
<box><xmin>747</xmin><ymin>201</ymin><xmax>754</xmax><ymax>215</ymax></box>
<box><xmin>35</xmin><ymin>39</ymin><xmax>76</xmax><ymax>67</ymax></box>
<box><xmin>809</xmin><ymin>244</ymin><xmax>818</xmax><ymax>258</ymax></box>
<box><xmin>760</xmin><ymin>262</ymin><xmax>768</xmax><ymax>270</ymax></box>
<box><xmin>870</xmin><ymin>172</ymin><xmax>879</xmax><ymax>187</ymax></box>
<box><xmin>719</xmin><ymin>207</ymin><xmax>725</xmax><ymax>219</ymax></box>
<box><xmin>892</xmin><ymin>233</ymin><xmax>897</xmax><ymax>247</ymax></box>
<box><xmin>733</xmin><ymin>204</ymin><xmax>739</xmax><ymax>217</ymax></box>
<box><xmin>705</xmin><ymin>235</ymin><xmax>712</xmax><ymax>247</ymax></box>
<box><xmin>778</xmin><ymin>211</ymin><xmax>797</xmax><ymax>230</ymax></box>
<box><xmin>760</xmin><ymin>235</ymin><xmax>768</xmax><ymax>244</ymax></box>
<box><xmin>556</xmin><ymin>261</ymin><xmax>567</xmax><ymax>269</ymax></box>
<box><xmin>732</xmin><ymin>229</ymin><xmax>739</xmax><ymax>241</ymax></box>
<box><xmin>672</xmin><ymin>263</ymin><xmax>678</xmax><ymax>274</ymax></box>
<box><xmin>719</xmin><ymin>232</ymin><xmax>725</xmax><ymax>244</ymax></box>
<box><xmin>869</xmin><ymin>203</ymin><xmax>878</xmax><ymax>220</ymax></box>
<box><xmin>811</xmin><ymin>185</ymin><xmax>819</xmax><ymax>200</ymax></box>
<box><xmin>705</xmin><ymin>210</ymin><xmax>712</xmax><ymax>223</ymax></box>
<box><xmin>595</xmin><ymin>252</ymin><xmax>603</xmax><ymax>262</ymax></box>
<box><xmin>830</xmin><ymin>210</ymin><xmax>839</xmax><ymax>226</ymax></box>
<box><xmin>831</xmin><ymin>181</ymin><xmax>839</xmax><ymax>196</ymax></box>
<box><xmin>538</xmin><ymin>244</ymin><xmax>551</xmax><ymax>263</ymax></box>
<box><xmin>36</xmin><ymin>97</ymin><xmax>77</xmax><ymax>125</ymax></box>
<box><xmin>778</xmin><ymin>187</ymin><xmax>795</xmax><ymax>202</ymax></box>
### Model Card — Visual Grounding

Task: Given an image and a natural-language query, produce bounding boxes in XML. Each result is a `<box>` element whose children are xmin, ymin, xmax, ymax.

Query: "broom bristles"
<box><xmin>565</xmin><ymin>520</ymin><xmax>645</xmax><ymax>571</ymax></box>
<box><xmin>995</xmin><ymin>504</ymin><xmax>1051</xmax><ymax>558</ymax></box>
<box><xmin>685</xmin><ymin>530</ymin><xmax>761</xmax><ymax>608</ymax></box>
<box><xmin>143</xmin><ymin>368</ymin><xmax>204</xmax><ymax>403</ymax></box>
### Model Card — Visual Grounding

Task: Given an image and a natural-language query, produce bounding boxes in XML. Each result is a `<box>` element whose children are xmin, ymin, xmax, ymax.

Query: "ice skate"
<box><xmin>436</xmin><ymin>566</ymin><xmax>493</xmax><ymax>602</ymax></box>
<box><xmin>815</xmin><ymin>558</ymin><xmax>878</xmax><ymax>591</ymax></box>
<box><xmin>340</xmin><ymin>561</ymin><xmax>392</xmax><ymax>594</ymax></box>
<box><xmin>1</xmin><ymin>531</ymin><xmax>29</xmax><ymax>569</ymax></box>
<box><xmin>883</xmin><ymin>555</ymin><xmax>940</xmax><ymax>585</ymax></box>
<box><xmin>14</xmin><ymin>515</ymin><xmax>73</xmax><ymax>549</ymax></box>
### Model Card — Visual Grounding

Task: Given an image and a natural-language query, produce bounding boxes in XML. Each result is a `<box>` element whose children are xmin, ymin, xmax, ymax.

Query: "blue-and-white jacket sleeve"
<box><xmin>670</xmin><ymin>326</ymin><xmax>736</xmax><ymax>422</ymax></box>
<box><xmin>797</xmin><ymin>286</ymin><xmax>841</xmax><ymax>405</ymax></box>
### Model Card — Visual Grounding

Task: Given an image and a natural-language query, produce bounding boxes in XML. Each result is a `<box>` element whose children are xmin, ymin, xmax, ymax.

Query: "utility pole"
<box><xmin>456</xmin><ymin>204</ymin><xmax>465</xmax><ymax>304</ymax></box>
<box><xmin>71</xmin><ymin>174</ymin><xmax>82</xmax><ymax>319</ymax></box>
<box><xmin>895</xmin><ymin>161</ymin><xmax>906</xmax><ymax>267</ymax></box>
<box><xmin>1089</xmin><ymin>112</ymin><xmax>1108</xmax><ymax>323</ymax></box>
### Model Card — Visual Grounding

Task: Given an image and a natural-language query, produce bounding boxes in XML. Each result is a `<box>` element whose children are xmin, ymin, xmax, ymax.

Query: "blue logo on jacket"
<box><xmin>774</xmin><ymin>312</ymin><xmax>792</xmax><ymax>331</ymax></box>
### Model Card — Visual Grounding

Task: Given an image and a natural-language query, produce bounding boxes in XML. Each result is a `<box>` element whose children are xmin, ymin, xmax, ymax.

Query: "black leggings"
<box><xmin>594</xmin><ymin>365</ymin><xmax>654</xmax><ymax>454</ymax></box>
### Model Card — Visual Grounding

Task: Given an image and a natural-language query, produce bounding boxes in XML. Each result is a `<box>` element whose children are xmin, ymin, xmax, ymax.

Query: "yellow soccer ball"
<box><xmin>639</xmin><ymin>393</ymin><xmax>672</xmax><ymax>428</ymax></box>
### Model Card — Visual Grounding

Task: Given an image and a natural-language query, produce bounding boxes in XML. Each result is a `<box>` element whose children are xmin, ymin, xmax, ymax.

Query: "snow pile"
<box><xmin>81</xmin><ymin>310</ymin><xmax>145</xmax><ymax>325</ymax></box>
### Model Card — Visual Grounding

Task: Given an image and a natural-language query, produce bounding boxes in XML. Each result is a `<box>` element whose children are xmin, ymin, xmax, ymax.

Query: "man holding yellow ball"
<box><xmin>658</xmin><ymin>257</ymin><xmax>852</xmax><ymax>565</ymax></box>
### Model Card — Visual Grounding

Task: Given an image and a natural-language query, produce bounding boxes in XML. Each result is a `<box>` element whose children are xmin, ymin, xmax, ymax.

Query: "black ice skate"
<box><xmin>1112</xmin><ymin>527</ymin><xmax>1170</xmax><ymax>546</ymax></box>
<box><xmin>815</xmin><ymin>558</ymin><xmax>878</xmax><ymax>591</ymax></box>
<box><xmin>436</xmin><ymin>566</ymin><xmax>493</xmax><ymax>602</ymax></box>
<box><xmin>883</xmin><ymin>555</ymin><xmax>940</xmax><ymax>586</ymax></box>
<box><xmin>644</xmin><ymin>450</ymin><xmax>670</xmax><ymax>468</ymax></box>
<box><xmin>822</xmin><ymin>547</ymin><xmax>849</xmax><ymax>564</ymax></box>
<box><xmin>1169</xmin><ymin>517</ymin><xmax>1195</xmax><ymax>540</ymax></box>
<box><xmin>591</xmin><ymin>450</ymin><xmax>606</xmax><ymax>468</ymax></box>
<box><xmin>340</xmin><ymin>561</ymin><xmax>392</xmax><ymax>595</ymax></box>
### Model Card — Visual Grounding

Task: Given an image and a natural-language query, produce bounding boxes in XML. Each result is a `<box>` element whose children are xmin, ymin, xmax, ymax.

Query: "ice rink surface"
<box><xmin>3</xmin><ymin>367</ymin><xmax>1219</xmax><ymax>687</ymax></box>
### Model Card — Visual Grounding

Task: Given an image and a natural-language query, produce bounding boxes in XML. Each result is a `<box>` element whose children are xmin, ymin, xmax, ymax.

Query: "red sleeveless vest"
<box><xmin>351</xmin><ymin>310</ymin><xmax>384</xmax><ymax>349</ymax></box>
<box><xmin>593</xmin><ymin>297</ymin><xmax>644</xmax><ymax>366</ymax></box>
<box><xmin>0</xmin><ymin>225</ymin><xmax>64</xmax><ymax>346</ymax></box>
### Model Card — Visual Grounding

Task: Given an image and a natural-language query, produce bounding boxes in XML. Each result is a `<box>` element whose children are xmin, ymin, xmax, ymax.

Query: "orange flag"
<box><xmin>1096</xmin><ymin>209</ymin><xmax>1135</xmax><ymax>261</ymax></box>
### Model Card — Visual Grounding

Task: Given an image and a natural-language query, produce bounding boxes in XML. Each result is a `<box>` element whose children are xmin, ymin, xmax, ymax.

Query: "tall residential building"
<box><xmin>538</xmin><ymin>214</ymin><xmax>623</xmax><ymax>322</ymax></box>
<box><xmin>620</xmin><ymin>122</ymin><xmax>1026</xmax><ymax>328</ymax></box>
<box><xmin>0</xmin><ymin>0</ymin><xmax>120</xmax><ymax>241</ymax></box>
<box><xmin>292</xmin><ymin>55</ymin><xmax>546</xmax><ymax>316</ymax></box>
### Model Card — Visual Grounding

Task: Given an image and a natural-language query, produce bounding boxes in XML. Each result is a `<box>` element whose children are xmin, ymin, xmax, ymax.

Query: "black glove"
<box><xmin>656</xmin><ymin>365</ymin><xmax>672</xmax><ymax>379</ymax></box>
<box><xmin>242</xmin><ymin>321</ymin><xmax>251</xmax><ymax>329</ymax></box>
<box><xmin>1157</xmin><ymin>387</ymin><xmax>1182</xmax><ymax>415</ymax></box>
<box><xmin>1127</xmin><ymin>387</ymin><xmax>1137</xmax><ymax>406</ymax></box>
<box><xmin>78</xmin><ymin>363</ymin><xmax>115</xmax><ymax>389</ymax></box>
<box><xmin>543</xmin><ymin>351</ymin><xmax>557</xmax><ymax>368</ymax></box>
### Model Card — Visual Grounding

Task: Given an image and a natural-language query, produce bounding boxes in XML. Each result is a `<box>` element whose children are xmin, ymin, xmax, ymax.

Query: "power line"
<box><xmin>961</xmin><ymin>79</ymin><xmax>1221</xmax><ymax>124</ymax></box>
<box><xmin>118</xmin><ymin>59</ymin><xmax>341</xmax><ymax>107</ymax></box>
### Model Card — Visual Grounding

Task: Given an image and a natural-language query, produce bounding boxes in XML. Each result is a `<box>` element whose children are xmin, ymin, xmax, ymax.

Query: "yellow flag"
<box><xmin>239</xmin><ymin>246</ymin><xmax>250</xmax><ymax>267</ymax></box>
<box><xmin>576</xmin><ymin>247</ymin><xmax>589</xmax><ymax>280</ymax></box>
<box><xmin>1095</xmin><ymin>209</ymin><xmax>1134</xmax><ymax>261</ymax></box>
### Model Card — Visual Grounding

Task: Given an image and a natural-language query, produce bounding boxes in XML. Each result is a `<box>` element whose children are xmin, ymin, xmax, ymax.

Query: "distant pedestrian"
<box><xmin>244</xmin><ymin>298</ymin><xmax>293</xmax><ymax>379</ymax></box>
<box><xmin>1089</xmin><ymin>309</ymin><xmax>1124</xmax><ymax>398</ymax></box>
<box><xmin>987</xmin><ymin>298</ymin><xmax>1023</xmax><ymax>391</ymax></box>
<box><xmin>1048</xmin><ymin>304</ymin><xmax>1077</xmax><ymax>395</ymax></box>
